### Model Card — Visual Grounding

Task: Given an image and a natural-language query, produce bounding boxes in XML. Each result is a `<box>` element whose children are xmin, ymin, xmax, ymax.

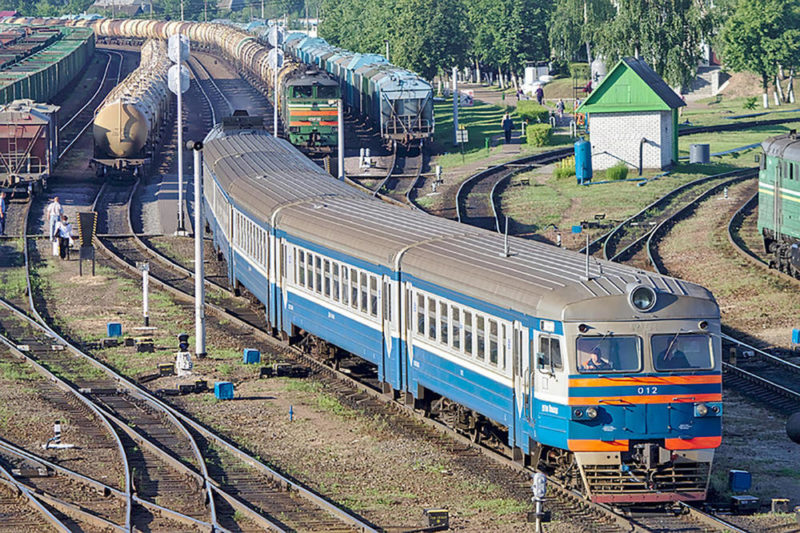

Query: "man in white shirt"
<box><xmin>45</xmin><ymin>197</ymin><xmax>63</xmax><ymax>241</ymax></box>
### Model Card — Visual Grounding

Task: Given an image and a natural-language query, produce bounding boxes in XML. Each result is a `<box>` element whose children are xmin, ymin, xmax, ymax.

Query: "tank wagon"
<box><xmin>201</xmin><ymin>118</ymin><xmax>723</xmax><ymax>505</ymax></box>
<box><xmin>92</xmin><ymin>39</ymin><xmax>169</xmax><ymax>176</ymax></box>
<box><xmin>0</xmin><ymin>25</ymin><xmax>94</xmax><ymax>105</ymax></box>
<box><xmin>285</xmin><ymin>33</ymin><xmax>434</xmax><ymax>144</ymax></box>
<box><xmin>758</xmin><ymin>131</ymin><xmax>800</xmax><ymax>276</ymax></box>
<box><xmin>0</xmin><ymin>17</ymin><xmax>343</xmax><ymax>153</ymax></box>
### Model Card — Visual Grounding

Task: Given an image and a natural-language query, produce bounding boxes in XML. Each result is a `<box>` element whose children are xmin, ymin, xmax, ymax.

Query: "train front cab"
<box><xmin>528</xmin><ymin>288</ymin><xmax>722</xmax><ymax>505</ymax></box>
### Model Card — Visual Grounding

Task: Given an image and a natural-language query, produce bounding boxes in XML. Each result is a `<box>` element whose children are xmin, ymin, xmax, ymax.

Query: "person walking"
<box><xmin>501</xmin><ymin>113</ymin><xmax>513</xmax><ymax>144</ymax></box>
<box><xmin>45</xmin><ymin>196</ymin><xmax>63</xmax><ymax>242</ymax></box>
<box><xmin>556</xmin><ymin>99</ymin><xmax>565</xmax><ymax>118</ymax></box>
<box><xmin>535</xmin><ymin>86</ymin><xmax>544</xmax><ymax>105</ymax></box>
<box><xmin>0</xmin><ymin>191</ymin><xmax>7</xmax><ymax>236</ymax></box>
<box><xmin>55</xmin><ymin>215</ymin><xmax>73</xmax><ymax>260</ymax></box>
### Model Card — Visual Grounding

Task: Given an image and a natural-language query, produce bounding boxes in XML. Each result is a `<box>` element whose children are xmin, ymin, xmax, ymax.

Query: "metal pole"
<box><xmin>535</xmin><ymin>499</ymin><xmax>543</xmax><ymax>533</ymax></box>
<box><xmin>585</xmin><ymin>231</ymin><xmax>589</xmax><ymax>279</ymax></box>
<box><xmin>337</xmin><ymin>99</ymin><xmax>345</xmax><ymax>180</ymax></box>
<box><xmin>177</xmin><ymin>75</ymin><xmax>185</xmax><ymax>234</ymax></box>
<box><xmin>180</xmin><ymin>0</ymin><xmax>184</xmax><ymax>21</ymax></box>
<box><xmin>142</xmin><ymin>263</ymin><xmax>149</xmax><ymax>327</ymax></box>
<box><xmin>193</xmin><ymin>146</ymin><xmax>206</xmax><ymax>358</ymax></box>
<box><xmin>274</xmin><ymin>66</ymin><xmax>279</xmax><ymax>137</ymax></box>
<box><xmin>452</xmin><ymin>66</ymin><xmax>458</xmax><ymax>145</ymax></box>
<box><xmin>385</xmin><ymin>39</ymin><xmax>389</xmax><ymax>62</ymax></box>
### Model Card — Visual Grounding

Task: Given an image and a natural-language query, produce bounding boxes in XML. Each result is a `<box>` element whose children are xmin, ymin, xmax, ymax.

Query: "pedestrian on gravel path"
<box><xmin>501</xmin><ymin>113</ymin><xmax>513</xmax><ymax>144</ymax></box>
<box><xmin>556</xmin><ymin>99</ymin><xmax>565</xmax><ymax>118</ymax></box>
<box><xmin>46</xmin><ymin>197</ymin><xmax>63</xmax><ymax>241</ymax></box>
<box><xmin>0</xmin><ymin>191</ymin><xmax>7</xmax><ymax>236</ymax></box>
<box><xmin>535</xmin><ymin>86</ymin><xmax>544</xmax><ymax>105</ymax></box>
<box><xmin>55</xmin><ymin>215</ymin><xmax>73</xmax><ymax>260</ymax></box>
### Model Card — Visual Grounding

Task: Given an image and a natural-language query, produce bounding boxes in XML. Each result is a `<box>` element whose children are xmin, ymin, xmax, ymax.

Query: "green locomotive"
<box><xmin>277</xmin><ymin>64</ymin><xmax>340</xmax><ymax>154</ymax></box>
<box><xmin>758</xmin><ymin>131</ymin><xmax>800</xmax><ymax>276</ymax></box>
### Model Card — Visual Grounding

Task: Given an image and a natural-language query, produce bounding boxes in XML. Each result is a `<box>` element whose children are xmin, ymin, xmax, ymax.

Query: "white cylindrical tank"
<box><xmin>93</xmin><ymin>39</ymin><xmax>170</xmax><ymax>159</ymax></box>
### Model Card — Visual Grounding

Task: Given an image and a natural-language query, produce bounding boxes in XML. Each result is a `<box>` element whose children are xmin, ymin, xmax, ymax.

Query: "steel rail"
<box><xmin>0</xmin><ymin>461</ymin><xmax>71</xmax><ymax>532</ymax></box>
<box><xmin>59</xmin><ymin>51</ymin><xmax>113</xmax><ymax>132</ymax></box>
<box><xmin>189</xmin><ymin>54</ymin><xmax>234</xmax><ymax>117</ymax></box>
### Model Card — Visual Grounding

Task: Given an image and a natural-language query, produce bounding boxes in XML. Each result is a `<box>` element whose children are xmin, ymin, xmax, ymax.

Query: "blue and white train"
<box><xmin>202</xmin><ymin>116</ymin><xmax>723</xmax><ymax>505</ymax></box>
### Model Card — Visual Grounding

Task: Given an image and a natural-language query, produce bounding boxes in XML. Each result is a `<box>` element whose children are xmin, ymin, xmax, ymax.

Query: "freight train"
<box><xmin>201</xmin><ymin>117</ymin><xmax>723</xmax><ymax>505</ymax></box>
<box><xmin>92</xmin><ymin>39</ymin><xmax>170</xmax><ymax>176</ymax></box>
<box><xmin>759</xmin><ymin>131</ymin><xmax>800</xmax><ymax>276</ymax></box>
<box><xmin>285</xmin><ymin>34</ymin><xmax>434</xmax><ymax>144</ymax></box>
<box><xmin>1</xmin><ymin>16</ymin><xmax>342</xmax><ymax>155</ymax></box>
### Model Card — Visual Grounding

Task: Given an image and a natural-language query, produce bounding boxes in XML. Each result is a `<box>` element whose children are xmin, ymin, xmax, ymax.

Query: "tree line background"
<box><xmin>1</xmin><ymin>0</ymin><xmax>797</xmax><ymax>99</ymax></box>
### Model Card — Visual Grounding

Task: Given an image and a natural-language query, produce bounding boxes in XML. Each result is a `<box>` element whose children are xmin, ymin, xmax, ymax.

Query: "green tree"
<box><xmin>548</xmin><ymin>0</ymin><xmax>614</xmax><ymax>61</ymax></box>
<box><xmin>596</xmin><ymin>0</ymin><xmax>713</xmax><ymax>89</ymax></box>
<box><xmin>720</xmin><ymin>0</ymin><xmax>800</xmax><ymax>107</ymax></box>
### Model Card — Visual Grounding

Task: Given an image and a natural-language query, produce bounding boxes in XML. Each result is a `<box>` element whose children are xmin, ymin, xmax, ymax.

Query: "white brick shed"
<box><xmin>576</xmin><ymin>58</ymin><xmax>685</xmax><ymax>171</ymax></box>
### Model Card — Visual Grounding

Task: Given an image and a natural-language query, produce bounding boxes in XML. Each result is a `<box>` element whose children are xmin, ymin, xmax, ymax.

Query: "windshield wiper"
<box><xmin>662</xmin><ymin>329</ymin><xmax>684</xmax><ymax>360</ymax></box>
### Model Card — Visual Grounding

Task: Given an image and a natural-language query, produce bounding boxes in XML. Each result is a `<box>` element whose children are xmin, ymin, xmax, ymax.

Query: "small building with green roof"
<box><xmin>576</xmin><ymin>57</ymin><xmax>685</xmax><ymax>171</ymax></box>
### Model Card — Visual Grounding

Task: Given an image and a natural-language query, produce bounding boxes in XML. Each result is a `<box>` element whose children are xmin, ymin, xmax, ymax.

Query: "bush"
<box><xmin>606</xmin><ymin>162</ymin><xmax>629</xmax><ymax>181</ymax></box>
<box><xmin>569</xmin><ymin>62</ymin><xmax>590</xmax><ymax>80</ymax></box>
<box><xmin>549</xmin><ymin>59</ymin><xmax>569</xmax><ymax>77</ymax></box>
<box><xmin>526</xmin><ymin>124</ymin><xmax>552</xmax><ymax>147</ymax></box>
<box><xmin>743</xmin><ymin>96</ymin><xmax>757</xmax><ymax>110</ymax></box>
<box><xmin>517</xmin><ymin>101</ymin><xmax>549</xmax><ymax>123</ymax></box>
<box><xmin>554</xmin><ymin>156</ymin><xmax>576</xmax><ymax>179</ymax></box>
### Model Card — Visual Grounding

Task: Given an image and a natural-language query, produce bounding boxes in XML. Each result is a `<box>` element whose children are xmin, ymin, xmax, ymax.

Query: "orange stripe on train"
<box><xmin>664</xmin><ymin>436</ymin><xmax>721</xmax><ymax>450</ymax></box>
<box><xmin>567</xmin><ymin>393</ymin><xmax>722</xmax><ymax>405</ymax></box>
<box><xmin>289</xmin><ymin>121</ymin><xmax>338</xmax><ymax>127</ymax></box>
<box><xmin>568</xmin><ymin>439</ymin><xmax>629</xmax><ymax>452</ymax></box>
<box><xmin>289</xmin><ymin>109</ymin><xmax>338</xmax><ymax>116</ymax></box>
<box><xmin>569</xmin><ymin>375</ymin><xmax>722</xmax><ymax>387</ymax></box>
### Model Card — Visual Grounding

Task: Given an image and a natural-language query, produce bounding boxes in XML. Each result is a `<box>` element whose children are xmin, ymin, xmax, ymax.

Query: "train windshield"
<box><xmin>651</xmin><ymin>333</ymin><xmax>713</xmax><ymax>371</ymax></box>
<box><xmin>576</xmin><ymin>336</ymin><xmax>640</xmax><ymax>373</ymax></box>
<box><xmin>293</xmin><ymin>86</ymin><xmax>313</xmax><ymax>98</ymax></box>
<box><xmin>316</xmin><ymin>86</ymin><xmax>337</xmax><ymax>99</ymax></box>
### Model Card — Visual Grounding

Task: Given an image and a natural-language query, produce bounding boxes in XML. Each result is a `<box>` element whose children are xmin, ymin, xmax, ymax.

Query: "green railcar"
<box><xmin>279</xmin><ymin>64</ymin><xmax>340</xmax><ymax>154</ymax></box>
<box><xmin>757</xmin><ymin>132</ymin><xmax>800</xmax><ymax>276</ymax></box>
<box><xmin>0</xmin><ymin>26</ymin><xmax>94</xmax><ymax>105</ymax></box>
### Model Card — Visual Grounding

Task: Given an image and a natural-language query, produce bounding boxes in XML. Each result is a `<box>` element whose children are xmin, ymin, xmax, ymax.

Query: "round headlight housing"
<box><xmin>696</xmin><ymin>403</ymin><xmax>709</xmax><ymax>417</ymax></box>
<box><xmin>586</xmin><ymin>407</ymin><xmax>598</xmax><ymax>419</ymax></box>
<box><xmin>627</xmin><ymin>283</ymin><xmax>657</xmax><ymax>312</ymax></box>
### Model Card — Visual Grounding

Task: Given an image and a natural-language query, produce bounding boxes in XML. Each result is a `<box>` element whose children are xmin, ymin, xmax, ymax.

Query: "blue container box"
<box><xmin>214</xmin><ymin>381</ymin><xmax>234</xmax><ymax>400</ymax></box>
<box><xmin>243</xmin><ymin>348</ymin><xmax>261</xmax><ymax>364</ymax></box>
<box><xmin>107</xmin><ymin>322</ymin><xmax>122</xmax><ymax>338</ymax></box>
<box><xmin>729</xmin><ymin>469</ymin><xmax>751</xmax><ymax>492</ymax></box>
<box><xmin>792</xmin><ymin>328</ymin><xmax>800</xmax><ymax>344</ymax></box>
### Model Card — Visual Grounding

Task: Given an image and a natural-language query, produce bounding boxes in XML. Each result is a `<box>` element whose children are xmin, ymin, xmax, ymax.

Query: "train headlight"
<box><xmin>573</xmin><ymin>408</ymin><xmax>583</xmax><ymax>419</ymax></box>
<box><xmin>695</xmin><ymin>403</ymin><xmax>709</xmax><ymax>417</ymax></box>
<box><xmin>627</xmin><ymin>283</ymin><xmax>657</xmax><ymax>312</ymax></box>
<box><xmin>586</xmin><ymin>407</ymin><xmax>598</xmax><ymax>419</ymax></box>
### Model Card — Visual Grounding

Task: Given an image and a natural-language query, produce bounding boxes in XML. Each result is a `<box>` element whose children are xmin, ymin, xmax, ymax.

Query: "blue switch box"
<box><xmin>729</xmin><ymin>469</ymin><xmax>751</xmax><ymax>492</ymax></box>
<box><xmin>107</xmin><ymin>322</ymin><xmax>122</xmax><ymax>338</ymax></box>
<box><xmin>214</xmin><ymin>381</ymin><xmax>234</xmax><ymax>400</ymax></box>
<box><xmin>792</xmin><ymin>328</ymin><xmax>800</xmax><ymax>344</ymax></box>
<box><xmin>243</xmin><ymin>348</ymin><xmax>260</xmax><ymax>364</ymax></box>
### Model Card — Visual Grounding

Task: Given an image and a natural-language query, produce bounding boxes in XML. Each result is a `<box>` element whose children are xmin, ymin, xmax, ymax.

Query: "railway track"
<box><xmin>58</xmin><ymin>49</ymin><xmax>125</xmax><ymax>158</ymax></box>
<box><xmin>93</xmin><ymin>181</ymin><xmax>374</xmax><ymax>532</ymax></box>
<box><xmin>349</xmin><ymin>141</ymin><xmax>425</xmax><ymax>209</ymax></box>
<box><xmin>456</xmin><ymin>146</ymin><xmax>574</xmax><ymax>232</ymax></box>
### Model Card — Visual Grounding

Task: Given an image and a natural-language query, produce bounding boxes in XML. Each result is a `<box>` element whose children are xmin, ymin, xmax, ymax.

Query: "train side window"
<box><xmin>502</xmin><ymin>324</ymin><xmax>508</xmax><ymax>370</ymax></box>
<box><xmin>538</xmin><ymin>336</ymin><xmax>563</xmax><ymax>370</ymax></box>
<box><xmin>324</xmin><ymin>260</ymin><xmax>331</xmax><ymax>298</ymax></box>
<box><xmin>439</xmin><ymin>302</ymin><xmax>449</xmax><ymax>345</ymax></box>
<box><xmin>464</xmin><ymin>311</ymin><xmax>473</xmax><ymax>355</ymax></box>
<box><xmin>298</xmin><ymin>250</ymin><xmax>305</xmax><ymax>286</ymax></box>
<box><xmin>427</xmin><ymin>297</ymin><xmax>437</xmax><ymax>340</ymax></box>
<box><xmin>476</xmin><ymin>316</ymin><xmax>485</xmax><ymax>360</ymax></box>
<box><xmin>315</xmin><ymin>256</ymin><xmax>322</xmax><ymax>294</ymax></box>
<box><xmin>341</xmin><ymin>268</ymin><xmax>349</xmax><ymax>305</ymax></box>
<box><xmin>489</xmin><ymin>320</ymin><xmax>498</xmax><ymax>366</ymax></box>
<box><xmin>360</xmin><ymin>273</ymin><xmax>368</xmax><ymax>314</ymax></box>
<box><xmin>791</xmin><ymin>163</ymin><xmax>796</xmax><ymax>181</ymax></box>
<box><xmin>451</xmin><ymin>306</ymin><xmax>461</xmax><ymax>350</ymax></box>
<box><xmin>385</xmin><ymin>281</ymin><xmax>391</xmax><ymax>321</ymax></box>
<box><xmin>332</xmin><ymin>264</ymin><xmax>340</xmax><ymax>301</ymax></box>
<box><xmin>350</xmin><ymin>268</ymin><xmax>358</xmax><ymax>309</ymax></box>
<box><xmin>306</xmin><ymin>253</ymin><xmax>313</xmax><ymax>290</ymax></box>
<box><xmin>417</xmin><ymin>293</ymin><xmax>425</xmax><ymax>335</ymax></box>
<box><xmin>370</xmin><ymin>276</ymin><xmax>378</xmax><ymax>317</ymax></box>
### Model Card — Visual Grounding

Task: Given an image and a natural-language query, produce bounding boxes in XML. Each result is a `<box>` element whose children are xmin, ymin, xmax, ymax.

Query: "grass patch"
<box><xmin>681</xmin><ymin>95</ymin><xmax>800</xmax><ymax>128</ymax></box>
<box><xmin>0</xmin><ymin>360</ymin><xmax>37</xmax><ymax>381</ymax></box>
<box><xmin>284</xmin><ymin>378</ymin><xmax>322</xmax><ymax>394</ymax></box>
<box><xmin>316</xmin><ymin>393</ymin><xmax>357</xmax><ymax>418</ymax></box>
<box><xmin>0</xmin><ymin>268</ymin><xmax>28</xmax><ymax>299</ymax></box>
<box><xmin>679</xmin><ymin>122</ymin><xmax>800</xmax><ymax>157</ymax></box>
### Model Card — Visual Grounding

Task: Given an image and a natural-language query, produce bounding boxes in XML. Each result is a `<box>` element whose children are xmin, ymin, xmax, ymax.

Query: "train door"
<box><xmin>532</xmin><ymin>330</ymin><xmax>567</xmax><ymax>405</ymax></box>
<box><xmin>512</xmin><ymin>321</ymin><xmax>530</xmax><ymax>421</ymax></box>
<box><xmin>774</xmin><ymin>159</ymin><xmax>783</xmax><ymax>238</ymax></box>
<box><xmin>381</xmin><ymin>275</ymin><xmax>399</xmax><ymax>390</ymax></box>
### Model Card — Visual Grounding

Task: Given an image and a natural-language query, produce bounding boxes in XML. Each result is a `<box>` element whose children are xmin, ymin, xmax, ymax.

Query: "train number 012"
<box><xmin>637</xmin><ymin>386</ymin><xmax>658</xmax><ymax>395</ymax></box>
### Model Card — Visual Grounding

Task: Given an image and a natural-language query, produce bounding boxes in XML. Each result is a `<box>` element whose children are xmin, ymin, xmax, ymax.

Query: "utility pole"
<box><xmin>261</xmin><ymin>0</ymin><xmax>264</xmax><ymax>19</ymax></box>
<box><xmin>191</xmin><ymin>141</ymin><xmax>206</xmax><ymax>358</ymax></box>
<box><xmin>204</xmin><ymin>0</ymin><xmax>207</xmax><ymax>22</ymax></box>
<box><xmin>452</xmin><ymin>66</ymin><xmax>458</xmax><ymax>145</ymax></box>
<box><xmin>180</xmin><ymin>0</ymin><xmax>184</xmax><ymax>21</ymax></box>
<box><xmin>384</xmin><ymin>39</ymin><xmax>389</xmax><ymax>62</ymax></box>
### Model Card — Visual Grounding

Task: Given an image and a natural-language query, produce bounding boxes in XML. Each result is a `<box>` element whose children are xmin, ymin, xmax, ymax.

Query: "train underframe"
<box><xmin>277</xmin><ymin>323</ymin><xmax>712</xmax><ymax>506</ymax></box>
<box><xmin>763</xmin><ymin>229</ymin><xmax>800</xmax><ymax>278</ymax></box>
<box><xmin>0</xmin><ymin>173</ymin><xmax>47</xmax><ymax>197</ymax></box>
<box><xmin>91</xmin><ymin>157</ymin><xmax>148</xmax><ymax>180</ymax></box>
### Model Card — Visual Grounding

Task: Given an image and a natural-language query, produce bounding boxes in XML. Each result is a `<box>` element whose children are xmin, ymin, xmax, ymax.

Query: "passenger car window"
<box><xmin>652</xmin><ymin>334</ymin><xmax>712</xmax><ymax>371</ymax></box>
<box><xmin>439</xmin><ymin>302</ymin><xmax>448</xmax><ymax>344</ymax></box>
<box><xmin>427</xmin><ymin>297</ymin><xmax>436</xmax><ymax>340</ymax></box>
<box><xmin>464</xmin><ymin>311</ymin><xmax>473</xmax><ymax>355</ymax></box>
<box><xmin>370</xmin><ymin>276</ymin><xmax>378</xmax><ymax>317</ymax></box>
<box><xmin>451</xmin><ymin>306</ymin><xmax>460</xmax><ymax>349</ymax></box>
<box><xmin>538</xmin><ymin>336</ymin><xmax>563</xmax><ymax>370</ymax></box>
<box><xmin>417</xmin><ymin>293</ymin><xmax>425</xmax><ymax>335</ymax></box>
<box><xmin>577</xmin><ymin>336</ymin><xmax>640</xmax><ymax>373</ymax></box>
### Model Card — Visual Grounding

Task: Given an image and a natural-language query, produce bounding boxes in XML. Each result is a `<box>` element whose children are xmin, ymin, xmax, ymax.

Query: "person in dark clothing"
<box><xmin>535</xmin><ymin>86</ymin><xmax>544</xmax><ymax>105</ymax></box>
<box><xmin>0</xmin><ymin>191</ymin><xmax>7</xmax><ymax>236</ymax></box>
<box><xmin>501</xmin><ymin>113</ymin><xmax>513</xmax><ymax>143</ymax></box>
<box><xmin>55</xmin><ymin>215</ymin><xmax>73</xmax><ymax>260</ymax></box>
